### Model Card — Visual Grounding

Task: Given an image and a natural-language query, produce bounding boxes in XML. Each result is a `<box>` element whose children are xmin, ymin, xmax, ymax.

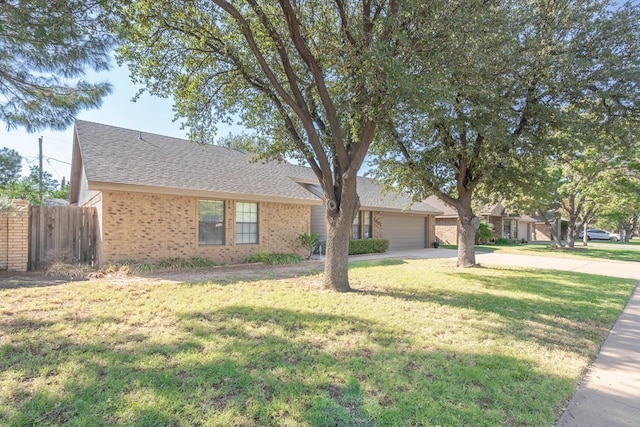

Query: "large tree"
<box><xmin>115</xmin><ymin>0</ymin><xmax>434</xmax><ymax>291</ymax></box>
<box><xmin>0</xmin><ymin>0</ymin><xmax>114</xmax><ymax>131</ymax></box>
<box><xmin>372</xmin><ymin>0</ymin><xmax>640</xmax><ymax>266</ymax></box>
<box><xmin>592</xmin><ymin>151</ymin><xmax>640</xmax><ymax>242</ymax></box>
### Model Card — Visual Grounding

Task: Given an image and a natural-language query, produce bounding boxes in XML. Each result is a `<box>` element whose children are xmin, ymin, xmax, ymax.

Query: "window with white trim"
<box><xmin>236</xmin><ymin>202</ymin><xmax>258</xmax><ymax>244</ymax></box>
<box><xmin>363</xmin><ymin>211</ymin><xmax>372</xmax><ymax>239</ymax></box>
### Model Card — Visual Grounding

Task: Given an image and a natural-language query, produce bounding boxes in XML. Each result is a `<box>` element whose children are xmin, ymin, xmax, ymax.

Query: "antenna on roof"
<box><xmin>138</xmin><ymin>131</ymin><xmax>144</xmax><ymax>141</ymax></box>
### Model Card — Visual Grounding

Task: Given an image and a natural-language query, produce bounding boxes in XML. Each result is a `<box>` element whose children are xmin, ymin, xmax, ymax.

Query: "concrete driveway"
<box><xmin>348</xmin><ymin>246</ymin><xmax>640</xmax><ymax>427</ymax></box>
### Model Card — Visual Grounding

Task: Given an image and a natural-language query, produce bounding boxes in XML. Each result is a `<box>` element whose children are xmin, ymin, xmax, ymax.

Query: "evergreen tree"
<box><xmin>0</xmin><ymin>0</ymin><xmax>114</xmax><ymax>131</ymax></box>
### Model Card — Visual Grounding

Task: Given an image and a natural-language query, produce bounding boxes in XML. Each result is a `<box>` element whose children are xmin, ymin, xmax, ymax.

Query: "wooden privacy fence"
<box><xmin>28</xmin><ymin>205</ymin><xmax>97</xmax><ymax>270</ymax></box>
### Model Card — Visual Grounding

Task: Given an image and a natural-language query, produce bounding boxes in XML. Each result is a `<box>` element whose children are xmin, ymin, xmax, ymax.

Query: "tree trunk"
<box><xmin>323</xmin><ymin>177</ymin><xmax>360</xmax><ymax>292</ymax></box>
<box><xmin>554</xmin><ymin>215</ymin><xmax>562</xmax><ymax>246</ymax></box>
<box><xmin>456</xmin><ymin>200</ymin><xmax>479</xmax><ymax>267</ymax></box>
<box><xmin>565</xmin><ymin>221</ymin><xmax>576</xmax><ymax>248</ymax></box>
<box><xmin>631</xmin><ymin>214</ymin><xmax>639</xmax><ymax>242</ymax></box>
<box><xmin>565</xmin><ymin>198</ymin><xmax>578</xmax><ymax>248</ymax></box>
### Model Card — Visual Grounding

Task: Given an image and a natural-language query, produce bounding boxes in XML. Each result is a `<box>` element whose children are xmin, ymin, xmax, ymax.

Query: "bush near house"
<box><xmin>349</xmin><ymin>239</ymin><xmax>389</xmax><ymax>255</ymax></box>
<box><xmin>313</xmin><ymin>239</ymin><xmax>389</xmax><ymax>255</ymax></box>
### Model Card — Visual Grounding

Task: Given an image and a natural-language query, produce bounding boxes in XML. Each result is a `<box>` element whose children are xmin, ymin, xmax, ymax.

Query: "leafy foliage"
<box><xmin>114</xmin><ymin>0</ymin><xmax>428</xmax><ymax>291</ymax></box>
<box><xmin>348</xmin><ymin>238</ymin><xmax>389</xmax><ymax>255</ymax></box>
<box><xmin>0</xmin><ymin>0</ymin><xmax>114</xmax><ymax>131</ymax></box>
<box><xmin>0</xmin><ymin>147</ymin><xmax>22</xmax><ymax>185</ymax></box>
<box><xmin>297</xmin><ymin>232</ymin><xmax>319</xmax><ymax>260</ymax></box>
<box><xmin>0</xmin><ymin>165</ymin><xmax>64</xmax><ymax>205</ymax></box>
<box><xmin>476</xmin><ymin>220</ymin><xmax>494</xmax><ymax>245</ymax></box>
<box><xmin>372</xmin><ymin>0</ymin><xmax>640</xmax><ymax>263</ymax></box>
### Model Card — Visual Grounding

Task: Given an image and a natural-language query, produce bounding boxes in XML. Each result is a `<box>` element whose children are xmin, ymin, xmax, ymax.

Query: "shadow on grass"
<box><xmin>143</xmin><ymin>261</ymin><xmax>325</xmax><ymax>286</ymax></box>
<box><xmin>359</xmin><ymin>267</ymin><xmax>634</xmax><ymax>357</ymax></box>
<box><xmin>1</xmin><ymin>305</ymin><xmax>572</xmax><ymax>426</ymax></box>
<box><xmin>0</xmin><ymin>271</ymin><xmax>74</xmax><ymax>290</ymax></box>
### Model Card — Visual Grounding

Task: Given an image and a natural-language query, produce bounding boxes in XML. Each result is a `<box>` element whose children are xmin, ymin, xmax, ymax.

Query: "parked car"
<box><xmin>578</xmin><ymin>229</ymin><xmax>621</xmax><ymax>241</ymax></box>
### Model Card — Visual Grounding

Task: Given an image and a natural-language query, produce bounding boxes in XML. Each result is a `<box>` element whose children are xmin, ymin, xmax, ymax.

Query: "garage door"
<box><xmin>383</xmin><ymin>213</ymin><xmax>426</xmax><ymax>250</ymax></box>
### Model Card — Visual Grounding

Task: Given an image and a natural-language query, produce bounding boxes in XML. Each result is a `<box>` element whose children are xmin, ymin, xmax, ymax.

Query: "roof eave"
<box><xmin>361</xmin><ymin>205</ymin><xmax>443</xmax><ymax>215</ymax></box>
<box><xmin>87</xmin><ymin>181</ymin><xmax>324</xmax><ymax>206</ymax></box>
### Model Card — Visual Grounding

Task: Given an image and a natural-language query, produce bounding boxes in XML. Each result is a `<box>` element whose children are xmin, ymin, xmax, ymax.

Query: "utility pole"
<box><xmin>38</xmin><ymin>136</ymin><xmax>43</xmax><ymax>204</ymax></box>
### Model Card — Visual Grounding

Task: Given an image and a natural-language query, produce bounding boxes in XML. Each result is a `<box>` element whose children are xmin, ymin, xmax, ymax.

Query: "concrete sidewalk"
<box><xmin>556</xmin><ymin>284</ymin><xmax>640</xmax><ymax>426</ymax></box>
<box><xmin>345</xmin><ymin>247</ymin><xmax>640</xmax><ymax>426</ymax></box>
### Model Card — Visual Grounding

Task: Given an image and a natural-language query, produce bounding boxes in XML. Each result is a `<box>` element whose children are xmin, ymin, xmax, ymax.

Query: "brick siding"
<box><xmin>0</xmin><ymin>200</ymin><xmax>29</xmax><ymax>271</ymax></box>
<box><xmin>99</xmin><ymin>191</ymin><xmax>310</xmax><ymax>265</ymax></box>
<box><xmin>535</xmin><ymin>223</ymin><xmax>553</xmax><ymax>241</ymax></box>
<box><xmin>427</xmin><ymin>215</ymin><xmax>437</xmax><ymax>247</ymax></box>
<box><xmin>435</xmin><ymin>217</ymin><xmax>458</xmax><ymax>244</ymax></box>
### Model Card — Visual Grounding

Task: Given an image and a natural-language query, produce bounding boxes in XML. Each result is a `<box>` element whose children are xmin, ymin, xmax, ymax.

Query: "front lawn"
<box><xmin>475</xmin><ymin>242</ymin><xmax>640</xmax><ymax>263</ymax></box>
<box><xmin>1</xmin><ymin>259</ymin><xmax>635</xmax><ymax>426</ymax></box>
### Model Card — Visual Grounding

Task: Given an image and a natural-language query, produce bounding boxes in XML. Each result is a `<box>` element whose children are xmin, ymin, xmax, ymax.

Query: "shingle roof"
<box><xmin>74</xmin><ymin>120</ymin><xmax>441</xmax><ymax>213</ymax></box>
<box><xmin>283</xmin><ymin>163</ymin><xmax>440</xmax><ymax>213</ymax></box>
<box><xmin>425</xmin><ymin>195</ymin><xmax>535</xmax><ymax>220</ymax></box>
<box><xmin>424</xmin><ymin>195</ymin><xmax>458</xmax><ymax>217</ymax></box>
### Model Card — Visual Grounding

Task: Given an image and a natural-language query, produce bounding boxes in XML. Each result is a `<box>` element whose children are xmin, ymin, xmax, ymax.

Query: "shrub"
<box><xmin>297</xmin><ymin>232</ymin><xmax>319</xmax><ymax>259</ymax></box>
<box><xmin>348</xmin><ymin>239</ymin><xmax>389</xmax><ymax>255</ymax></box>
<box><xmin>246</xmin><ymin>252</ymin><xmax>303</xmax><ymax>265</ymax></box>
<box><xmin>476</xmin><ymin>219</ymin><xmax>494</xmax><ymax>244</ymax></box>
<box><xmin>494</xmin><ymin>238</ymin><xmax>516</xmax><ymax>246</ymax></box>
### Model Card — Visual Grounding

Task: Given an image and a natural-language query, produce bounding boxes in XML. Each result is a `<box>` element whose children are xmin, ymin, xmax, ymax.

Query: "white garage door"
<box><xmin>383</xmin><ymin>213</ymin><xmax>426</xmax><ymax>250</ymax></box>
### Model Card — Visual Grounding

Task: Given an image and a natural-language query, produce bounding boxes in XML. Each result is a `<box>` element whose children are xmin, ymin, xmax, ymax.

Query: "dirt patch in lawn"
<box><xmin>0</xmin><ymin>260</ymin><xmax>326</xmax><ymax>289</ymax></box>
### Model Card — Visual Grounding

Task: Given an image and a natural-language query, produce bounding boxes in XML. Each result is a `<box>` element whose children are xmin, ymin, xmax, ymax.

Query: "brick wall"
<box><xmin>427</xmin><ymin>215</ymin><xmax>437</xmax><ymax>247</ymax></box>
<box><xmin>0</xmin><ymin>200</ymin><xmax>29</xmax><ymax>271</ymax></box>
<box><xmin>535</xmin><ymin>223</ymin><xmax>553</xmax><ymax>241</ymax></box>
<box><xmin>99</xmin><ymin>191</ymin><xmax>310</xmax><ymax>265</ymax></box>
<box><xmin>435</xmin><ymin>217</ymin><xmax>458</xmax><ymax>244</ymax></box>
<box><xmin>372</xmin><ymin>211</ymin><xmax>383</xmax><ymax>239</ymax></box>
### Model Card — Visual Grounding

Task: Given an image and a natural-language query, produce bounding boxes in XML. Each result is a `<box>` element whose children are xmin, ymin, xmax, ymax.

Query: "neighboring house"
<box><xmin>533</xmin><ymin>215</ymin><xmax>567</xmax><ymax>241</ymax></box>
<box><xmin>425</xmin><ymin>195</ymin><xmax>537</xmax><ymax>244</ymax></box>
<box><xmin>70</xmin><ymin>121</ymin><xmax>442</xmax><ymax>265</ymax></box>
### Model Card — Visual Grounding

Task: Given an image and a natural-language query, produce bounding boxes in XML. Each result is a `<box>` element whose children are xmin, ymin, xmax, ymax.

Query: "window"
<box><xmin>236</xmin><ymin>202</ymin><xmax>258</xmax><ymax>244</ymax></box>
<box><xmin>503</xmin><ymin>219</ymin><xmax>511</xmax><ymax>239</ymax></box>
<box><xmin>353</xmin><ymin>211</ymin><xmax>361</xmax><ymax>239</ymax></box>
<box><xmin>199</xmin><ymin>200</ymin><xmax>224</xmax><ymax>245</ymax></box>
<box><xmin>353</xmin><ymin>211</ymin><xmax>372</xmax><ymax>239</ymax></box>
<box><xmin>363</xmin><ymin>211</ymin><xmax>372</xmax><ymax>239</ymax></box>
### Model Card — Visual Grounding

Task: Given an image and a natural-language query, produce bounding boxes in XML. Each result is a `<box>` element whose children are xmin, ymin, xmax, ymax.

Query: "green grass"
<box><xmin>1</xmin><ymin>259</ymin><xmax>636</xmax><ymax>426</ymax></box>
<box><xmin>475</xmin><ymin>241</ymin><xmax>640</xmax><ymax>263</ymax></box>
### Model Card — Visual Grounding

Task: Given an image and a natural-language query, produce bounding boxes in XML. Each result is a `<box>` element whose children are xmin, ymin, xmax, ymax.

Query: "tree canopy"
<box><xmin>115</xmin><ymin>0</ymin><xmax>435</xmax><ymax>291</ymax></box>
<box><xmin>0</xmin><ymin>0</ymin><xmax>114</xmax><ymax>131</ymax></box>
<box><xmin>372</xmin><ymin>0</ymin><xmax>640</xmax><ymax>265</ymax></box>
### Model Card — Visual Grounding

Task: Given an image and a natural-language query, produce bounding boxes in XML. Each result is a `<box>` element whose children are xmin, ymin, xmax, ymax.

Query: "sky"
<box><xmin>0</xmin><ymin>63</ymin><xmax>245</xmax><ymax>183</ymax></box>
